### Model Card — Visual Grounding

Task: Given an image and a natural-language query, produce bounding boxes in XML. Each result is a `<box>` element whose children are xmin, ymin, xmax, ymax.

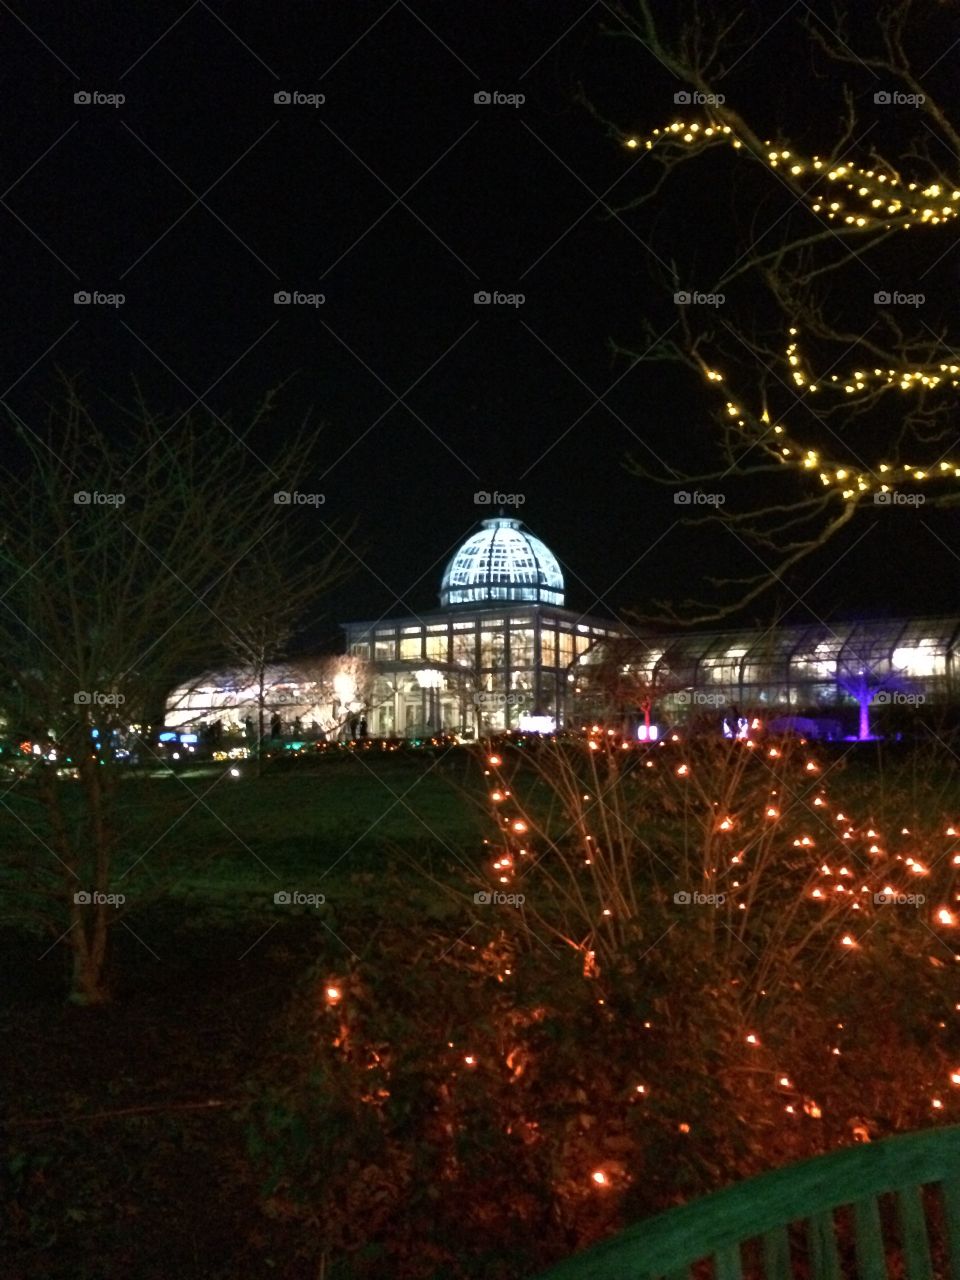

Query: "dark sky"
<box><xmin>2</xmin><ymin>1</ymin><xmax>959</xmax><ymax>646</ymax></box>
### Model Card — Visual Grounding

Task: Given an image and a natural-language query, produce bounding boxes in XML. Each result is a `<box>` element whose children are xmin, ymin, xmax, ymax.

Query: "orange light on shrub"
<box><xmin>676</xmin><ymin>764</ymin><xmax>689</xmax><ymax>776</ymax></box>
<box><xmin>464</xmin><ymin>1055</ymin><xmax>476</xmax><ymax>1066</ymax></box>
<box><xmin>512</xmin><ymin>820</ymin><xmax>527</xmax><ymax>834</ymax></box>
<box><xmin>678</xmin><ymin>1123</ymin><xmax>691</xmax><ymax>1133</ymax></box>
<box><xmin>778</xmin><ymin>1075</ymin><xmax>792</xmax><ymax>1088</ymax></box>
<box><xmin>840</xmin><ymin>934</ymin><xmax>857</xmax><ymax>948</ymax></box>
<box><xmin>488</xmin><ymin>754</ymin><xmax>502</xmax><ymax>766</ymax></box>
<box><xmin>490</xmin><ymin>790</ymin><xmax>504</xmax><ymax>802</ymax></box>
<box><xmin>591</xmin><ymin>1169</ymin><xmax>609</xmax><ymax>1186</ymax></box>
<box><xmin>766</xmin><ymin>807</ymin><xmax>779</xmax><ymax>818</ymax></box>
<box><xmin>746</xmin><ymin>1033</ymin><xmax>759</xmax><ymax>1045</ymax></box>
<box><xmin>938</xmin><ymin>908</ymin><xmax>956</xmax><ymax>926</ymax></box>
<box><xmin>933</xmin><ymin>1098</ymin><xmax>944</xmax><ymax>1110</ymax></box>
<box><xmin>325</xmin><ymin>986</ymin><xmax>342</xmax><ymax>1005</ymax></box>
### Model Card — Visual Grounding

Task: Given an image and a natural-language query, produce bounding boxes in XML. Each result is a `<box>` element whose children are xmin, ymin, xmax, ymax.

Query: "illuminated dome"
<box><xmin>440</xmin><ymin>517</ymin><xmax>564</xmax><ymax>608</ymax></box>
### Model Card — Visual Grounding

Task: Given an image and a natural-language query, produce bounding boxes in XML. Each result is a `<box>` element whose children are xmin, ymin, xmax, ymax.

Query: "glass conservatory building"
<box><xmin>624</xmin><ymin>618</ymin><xmax>960</xmax><ymax>731</ymax></box>
<box><xmin>342</xmin><ymin>517</ymin><xmax>623</xmax><ymax>737</ymax></box>
<box><xmin>164</xmin><ymin>515</ymin><xmax>960</xmax><ymax>739</ymax></box>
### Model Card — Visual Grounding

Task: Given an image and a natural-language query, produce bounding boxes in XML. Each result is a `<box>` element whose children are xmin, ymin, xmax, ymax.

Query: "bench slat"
<box><xmin>714</xmin><ymin>1243</ymin><xmax>743</xmax><ymax>1280</ymax></box>
<box><xmin>807</xmin><ymin>1211</ymin><xmax>841</xmax><ymax>1280</ymax></box>
<box><xmin>853</xmin><ymin>1195</ymin><xmax>888</xmax><ymax>1280</ymax></box>
<box><xmin>897</xmin><ymin>1185</ymin><xmax>934</xmax><ymax>1280</ymax></box>
<box><xmin>535</xmin><ymin>1128</ymin><xmax>960</xmax><ymax>1280</ymax></box>
<box><xmin>762</xmin><ymin>1223</ymin><xmax>791</xmax><ymax>1280</ymax></box>
<box><xmin>941</xmin><ymin>1176</ymin><xmax>960</xmax><ymax>1280</ymax></box>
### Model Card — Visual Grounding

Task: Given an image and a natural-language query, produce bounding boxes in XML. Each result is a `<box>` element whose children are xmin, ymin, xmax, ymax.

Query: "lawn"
<box><xmin>4</xmin><ymin>737</ymin><xmax>960</xmax><ymax>1279</ymax></box>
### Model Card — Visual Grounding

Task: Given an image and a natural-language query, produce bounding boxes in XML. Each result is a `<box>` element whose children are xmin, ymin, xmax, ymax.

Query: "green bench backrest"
<box><xmin>536</xmin><ymin>1126</ymin><xmax>960</xmax><ymax>1280</ymax></box>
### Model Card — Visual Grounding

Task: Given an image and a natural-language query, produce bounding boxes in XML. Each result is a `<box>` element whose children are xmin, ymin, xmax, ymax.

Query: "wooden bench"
<box><xmin>536</xmin><ymin>1126</ymin><xmax>960</xmax><ymax>1279</ymax></box>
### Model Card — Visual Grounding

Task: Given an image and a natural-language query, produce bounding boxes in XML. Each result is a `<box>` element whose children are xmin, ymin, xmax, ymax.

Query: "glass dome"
<box><xmin>440</xmin><ymin>517</ymin><xmax>564</xmax><ymax>608</ymax></box>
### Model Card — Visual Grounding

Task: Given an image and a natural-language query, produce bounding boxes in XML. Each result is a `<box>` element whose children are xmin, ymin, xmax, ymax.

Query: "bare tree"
<box><xmin>598</xmin><ymin>0</ymin><xmax>960</xmax><ymax>620</ymax></box>
<box><xmin>0</xmin><ymin>383</ymin><xmax>348</xmax><ymax>1003</ymax></box>
<box><xmin>219</xmin><ymin>533</ymin><xmax>353</xmax><ymax>773</ymax></box>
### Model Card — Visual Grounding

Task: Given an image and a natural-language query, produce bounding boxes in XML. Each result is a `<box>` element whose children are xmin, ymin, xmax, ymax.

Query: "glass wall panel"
<box><xmin>400</xmin><ymin>635</ymin><xmax>422</xmax><ymax>660</ymax></box>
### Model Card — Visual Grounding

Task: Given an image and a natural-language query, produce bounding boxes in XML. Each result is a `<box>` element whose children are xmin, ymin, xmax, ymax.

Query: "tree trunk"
<box><xmin>69</xmin><ymin>745</ymin><xmax>114</xmax><ymax>1004</ymax></box>
<box><xmin>257</xmin><ymin>659</ymin><xmax>266</xmax><ymax>779</ymax></box>
<box><xmin>859</xmin><ymin>696</ymin><xmax>871</xmax><ymax>741</ymax></box>
<box><xmin>69</xmin><ymin>917</ymin><xmax>111</xmax><ymax>1005</ymax></box>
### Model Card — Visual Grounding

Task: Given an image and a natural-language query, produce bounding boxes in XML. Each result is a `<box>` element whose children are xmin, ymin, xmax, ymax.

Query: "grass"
<box><xmin>5</xmin><ymin>737</ymin><xmax>959</xmax><ymax>1279</ymax></box>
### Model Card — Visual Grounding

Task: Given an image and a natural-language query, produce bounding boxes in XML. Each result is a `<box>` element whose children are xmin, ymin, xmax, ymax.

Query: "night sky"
<box><xmin>3</xmin><ymin>1</ymin><xmax>959</xmax><ymax>649</ymax></box>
